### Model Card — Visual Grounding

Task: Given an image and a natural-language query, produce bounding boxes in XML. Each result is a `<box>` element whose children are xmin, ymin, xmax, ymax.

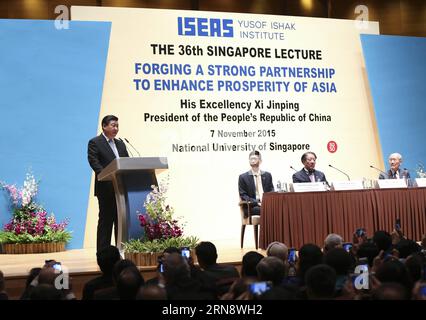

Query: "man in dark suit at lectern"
<box><xmin>293</xmin><ymin>151</ymin><xmax>327</xmax><ymax>183</ymax></box>
<box><xmin>238</xmin><ymin>151</ymin><xmax>274</xmax><ymax>217</ymax></box>
<box><xmin>88</xmin><ymin>115</ymin><xmax>129</xmax><ymax>253</ymax></box>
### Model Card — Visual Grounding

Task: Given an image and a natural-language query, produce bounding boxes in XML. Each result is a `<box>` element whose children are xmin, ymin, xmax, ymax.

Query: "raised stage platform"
<box><xmin>0</xmin><ymin>239</ymin><xmax>264</xmax><ymax>300</ymax></box>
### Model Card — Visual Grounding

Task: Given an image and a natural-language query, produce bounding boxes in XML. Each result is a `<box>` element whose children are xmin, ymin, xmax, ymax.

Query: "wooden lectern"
<box><xmin>98</xmin><ymin>157</ymin><xmax>168</xmax><ymax>251</ymax></box>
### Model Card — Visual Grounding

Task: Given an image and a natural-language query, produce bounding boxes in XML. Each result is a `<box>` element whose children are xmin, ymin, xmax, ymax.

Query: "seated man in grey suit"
<box><xmin>238</xmin><ymin>151</ymin><xmax>274</xmax><ymax>217</ymax></box>
<box><xmin>379</xmin><ymin>152</ymin><xmax>410</xmax><ymax>180</ymax></box>
<box><xmin>292</xmin><ymin>151</ymin><xmax>327</xmax><ymax>183</ymax></box>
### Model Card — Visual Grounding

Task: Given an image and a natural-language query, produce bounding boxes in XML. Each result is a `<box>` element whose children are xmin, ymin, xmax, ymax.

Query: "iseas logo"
<box><xmin>177</xmin><ymin>17</ymin><xmax>234</xmax><ymax>37</ymax></box>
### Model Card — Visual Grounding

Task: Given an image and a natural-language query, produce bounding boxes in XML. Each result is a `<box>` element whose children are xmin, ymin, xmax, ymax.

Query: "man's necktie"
<box><xmin>255</xmin><ymin>173</ymin><xmax>263</xmax><ymax>201</ymax></box>
<box><xmin>255</xmin><ymin>174</ymin><xmax>260</xmax><ymax>200</ymax></box>
<box><xmin>109</xmin><ymin>139</ymin><xmax>119</xmax><ymax>158</ymax></box>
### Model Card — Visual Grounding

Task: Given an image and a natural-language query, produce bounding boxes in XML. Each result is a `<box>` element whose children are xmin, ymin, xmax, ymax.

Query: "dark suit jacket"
<box><xmin>292</xmin><ymin>168</ymin><xmax>327</xmax><ymax>183</ymax></box>
<box><xmin>379</xmin><ymin>168</ymin><xmax>411</xmax><ymax>180</ymax></box>
<box><xmin>239</xmin><ymin>170</ymin><xmax>274</xmax><ymax>203</ymax></box>
<box><xmin>88</xmin><ymin>134</ymin><xmax>129</xmax><ymax>196</ymax></box>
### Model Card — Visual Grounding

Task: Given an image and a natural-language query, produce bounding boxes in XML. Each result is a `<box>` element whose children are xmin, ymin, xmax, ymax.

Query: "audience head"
<box><xmin>305</xmin><ymin>264</ymin><xmax>336</xmax><ymax>299</ymax></box>
<box><xmin>136</xmin><ymin>284</ymin><xmax>167</xmax><ymax>300</ymax></box>
<box><xmin>266</xmin><ymin>242</ymin><xmax>288</xmax><ymax>262</ymax></box>
<box><xmin>195</xmin><ymin>241</ymin><xmax>217</xmax><ymax>269</ymax></box>
<box><xmin>324</xmin><ymin>233</ymin><xmax>343</xmax><ymax>252</ymax></box>
<box><xmin>116</xmin><ymin>266</ymin><xmax>144</xmax><ymax>300</ymax></box>
<box><xmin>241</xmin><ymin>251</ymin><xmax>264</xmax><ymax>278</ymax></box>
<box><xmin>38</xmin><ymin>267</ymin><xmax>57</xmax><ymax>286</ymax></box>
<box><xmin>373</xmin><ymin>231</ymin><xmax>392</xmax><ymax>252</ymax></box>
<box><xmin>375</xmin><ymin>260</ymin><xmax>413</xmax><ymax>293</ymax></box>
<box><xmin>0</xmin><ymin>270</ymin><xmax>4</xmax><ymax>292</ymax></box>
<box><xmin>163</xmin><ymin>247</ymin><xmax>181</xmax><ymax>254</ymax></box>
<box><xmin>222</xmin><ymin>278</ymin><xmax>253</xmax><ymax>300</ymax></box>
<box><xmin>256</xmin><ymin>256</ymin><xmax>286</xmax><ymax>286</ymax></box>
<box><xmin>113</xmin><ymin>259</ymin><xmax>137</xmax><ymax>283</ymax></box>
<box><xmin>25</xmin><ymin>268</ymin><xmax>41</xmax><ymax>288</ymax></box>
<box><xmin>404</xmin><ymin>253</ymin><xmax>424</xmax><ymax>283</ymax></box>
<box><xmin>297</xmin><ymin>244</ymin><xmax>324</xmax><ymax>282</ymax></box>
<box><xmin>396</xmin><ymin>239</ymin><xmax>421</xmax><ymax>259</ymax></box>
<box><xmin>421</xmin><ymin>234</ymin><xmax>426</xmax><ymax>250</ymax></box>
<box><xmin>258</xmin><ymin>286</ymin><xmax>295</xmax><ymax>300</ymax></box>
<box><xmin>324</xmin><ymin>248</ymin><xmax>353</xmax><ymax>276</ymax></box>
<box><xmin>163</xmin><ymin>253</ymin><xmax>191</xmax><ymax>285</ymax></box>
<box><xmin>29</xmin><ymin>284</ymin><xmax>62</xmax><ymax>300</ymax></box>
<box><xmin>372</xmin><ymin>282</ymin><xmax>409</xmax><ymax>300</ymax></box>
<box><xmin>357</xmin><ymin>242</ymin><xmax>380</xmax><ymax>267</ymax></box>
<box><xmin>96</xmin><ymin>245</ymin><xmax>121</xmax><ymax>276</ymax></box>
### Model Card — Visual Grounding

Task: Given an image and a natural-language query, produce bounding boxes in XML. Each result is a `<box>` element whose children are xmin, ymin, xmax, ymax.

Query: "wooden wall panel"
<box><xmin>5</xmin><ymin>0</ymin><xmax>49</xmax><ymax>19</ymax></box>
<box><xmin>101</xmin><ymin>0</ymin><xmax>192</xmax><ymax>10</ymax></box>
<box><xmin>283</xmin><ymin>0</ymin><xmax>327</xmax><ymax>18</ymax></box>
<box><xmin>400</xmin><ymin>0</ymin><xmax>426</xmax><ymax>37</ymax></box>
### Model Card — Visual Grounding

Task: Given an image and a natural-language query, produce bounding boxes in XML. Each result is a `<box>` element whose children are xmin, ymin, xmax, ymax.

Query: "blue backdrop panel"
<box><xmin>122</xmin><ymin>172</ymin><xmax>158</xmax><ymax>240</ymax></box>
<box><xmin>361</xmin><ymin>34</ymin><xmax>426</xmax><ymax>176</ymax></box>
<box><xmin>0</xmin><ymin>20</ymin><xmax>111</xmax><ymax>249</ymax></box>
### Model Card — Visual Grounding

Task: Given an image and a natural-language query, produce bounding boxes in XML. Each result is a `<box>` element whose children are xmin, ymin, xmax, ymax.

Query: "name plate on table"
<box><xmin>376</xmin><ymin>179</ymin><xmax>407</xmax><ymax>189</ymax></box>
<box><xmin>331</xmin><ymin>180</ymin><xmax>364</xmax><ymax>191</ymax></box>
<box><xmin>415</xmin><ymin>178</ymin><xmax>426</xmax><ymax>187</ymax></box>
<box><xmin>291</xmin><ymin>182</ymin><xmax>327</xmax><ymax>192</ymax></box>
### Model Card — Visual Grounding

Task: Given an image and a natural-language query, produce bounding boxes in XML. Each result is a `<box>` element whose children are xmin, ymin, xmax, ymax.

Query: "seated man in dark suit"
<box><xmin>238</xmin><ymin>150</ymin><xmax>274</xmax><ymax>217</ymax></box>
<box><xmin>378</xmin><ymin>153</ymin><xmax>410</xmax><ymax>180</ymax></box>
<box><xmin>293</xmin><ymin>151</ymin><xmax>327</xmax><ymax>183</ymax></box>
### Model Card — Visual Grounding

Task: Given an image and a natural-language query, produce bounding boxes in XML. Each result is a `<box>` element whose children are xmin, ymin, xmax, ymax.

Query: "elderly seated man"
<box><xmin>323</xmin><ymin>233</ymin><xmax>343</xmax><ymax>253</ymax></box>
<box><xmin>379</xmin><ymin>153</ymin><xmax>410</xmax><ymax>180</ymax></box>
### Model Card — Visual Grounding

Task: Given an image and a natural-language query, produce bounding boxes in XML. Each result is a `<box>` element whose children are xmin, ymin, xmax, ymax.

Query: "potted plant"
<box><xmin>0</xmin><ymin>172</ymin><xmax>72</xmax><ymax>254</ymax></box>
<box><xmin>122</xmin><ymin>178</ymin><xmax>198</xmax><ymax>266</ymax></box>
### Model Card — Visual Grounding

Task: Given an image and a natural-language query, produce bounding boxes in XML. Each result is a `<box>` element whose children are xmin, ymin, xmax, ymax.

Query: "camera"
<box><xmin>248</xmin><ymin>281</ymin><xmax>272</xmax><ymax>296</ymax></box>
<box><xmin>288</xmin><ymin>248</ymin><xmax>296</xmax><ymax>263</ymax></box>
<box><xmin>52</xmin><ymin>262</ymin><xmax>62</xmax><ymax>272</ymax></box>
<box><xmin>158</xmin><ymin>262</ymin><xmax>164</xmax><ymax>273</ymax></box>
<box><xmin>395</xmin><ymin>218</ymin><xmax>401</xmax><ymax>231</ymax></box>
<box><xmin>181</xmin><ymin>247</ymin><xmax>190</xmax><ymax>259</ymax></box>
<box><xmin>343</xmin><ymin>243</ymin><xmax>353</xmax><ymax>252</ymax></box>
<box><xmin>356</xmin><ymin>228</ymin><xmax>366</xmax><ymax>237</ymax></box>
<box><xmin>419</xmin><ymin>284</ymin><xmax>426</xmax><ymax>298</ymax></box>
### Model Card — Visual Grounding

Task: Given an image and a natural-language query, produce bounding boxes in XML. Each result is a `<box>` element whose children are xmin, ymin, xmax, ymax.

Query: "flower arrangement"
<box><xmin>123</xmin><ymin>178</ymin><xmax>198</xmax><ymax>254</ymax></box>
<box><xmin>416</xmin><ymin>162</ymin><xmax>426</xmax><ymax>178</ymax></box>
<box><xmin>138</xmin><ymin>183</ymin><xmax>183</xmax><ymax>241</ymax></box>
<box><xmin>0</xmin><ymin>172</ymin><xmax>72</xmax><ymax>245</ymax></box>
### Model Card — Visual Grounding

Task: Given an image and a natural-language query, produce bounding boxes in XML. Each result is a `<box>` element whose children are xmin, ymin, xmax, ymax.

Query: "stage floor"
<box><xmin>0</xmin><ymin>239</ymin><xmax>264</xmax><ymax>299</ymax></box>
<box><xmin>0</xmin><ymin>239</ymin><xmax>262</xmax><ymax>277</ymax></box>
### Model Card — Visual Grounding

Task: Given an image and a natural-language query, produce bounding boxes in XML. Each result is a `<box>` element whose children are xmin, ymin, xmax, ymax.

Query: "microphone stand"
<box><xmin>119</xmin><ymin>138</ymin><xmax>134</xmax><ymax>157</ymax></box>
<box><xmin>328</xmin><ymin>164</ymin><xmax>350</xmax><ymax>181</ymax></box>
<box><xmin>370</xmin><ymin>165</ymin><xmax>389</xmax><ymax>178</ymax></box>
<box><xmin>124</xmin><ymin>138</ymin><xmax>141</xmax><ymax>157</ymax></box>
